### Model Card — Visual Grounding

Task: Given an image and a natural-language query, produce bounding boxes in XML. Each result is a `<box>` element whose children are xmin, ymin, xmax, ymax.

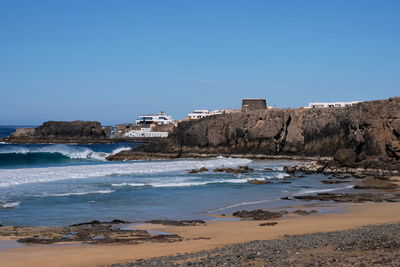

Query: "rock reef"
<box><xmin>0</xmin><ymin>220</ymin><xmax>181</xmax><ymax>245</ymax></box>
<box><xmin>3</xmin><ymin>121</ymin><xmax>111</xmax><ymax>143</ymax></box>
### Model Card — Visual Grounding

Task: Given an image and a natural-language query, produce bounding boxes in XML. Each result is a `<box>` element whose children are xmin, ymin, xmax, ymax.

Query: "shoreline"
<box><xmin>1</xmin><ymin>202</ymin><xmax>400</xmax><ymax>267</ymax></box>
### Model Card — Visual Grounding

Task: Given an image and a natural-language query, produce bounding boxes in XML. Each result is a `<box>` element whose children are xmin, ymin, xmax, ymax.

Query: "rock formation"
<box><xmin>33</xmin><ymin>121</ymin><xmax>109</xmax><ymax>140</ymax></box>
<box><xmin>4</xmin><ymin>121</ymin><xmax>110</xmax><ymax>143</ymax></box>
<box><xmin>108</xmin><ymin>97</ymin><xmax>400</xmax><ymax>170</ymax></box>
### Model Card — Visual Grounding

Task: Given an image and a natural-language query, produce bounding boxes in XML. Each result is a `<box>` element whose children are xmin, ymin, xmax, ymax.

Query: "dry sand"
<box><xmin>1</xmin><ymin>202</ymin><xmax>400</xmax><ymax>267</ymax></box>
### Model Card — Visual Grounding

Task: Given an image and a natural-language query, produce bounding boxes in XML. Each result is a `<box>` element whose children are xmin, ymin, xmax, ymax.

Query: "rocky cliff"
<box><xmin>4</xmin><ymin>121</ymin><xmax>110</xmax><ymax>143</ymax></box>
<box><xmin>108</xmin><ymin>97</ymin><xmax>400</xmax><ymax>170</ymax></box>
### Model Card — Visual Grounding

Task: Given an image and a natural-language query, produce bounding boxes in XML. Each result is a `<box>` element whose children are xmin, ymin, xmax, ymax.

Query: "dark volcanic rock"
<box><xmin>188</xmin><ymin>167</ymin><xmax>208</xmax><ymax>174</ymax></box>
<box><xmin>259</xmin><ymin>222</ymin><xmax>278</xmax><ymax>226</ymax></box>
<box><xmin>334</xmin><ymin>173</ymin><xmax>353</xmax><ymax>179</ymax></box>
<box><xmin>69</xmin><ymin>219</ymin><xmax>130</xmax><ymax>226</ymax></box>
<box><xmin>283</xmin><ymin>165</ymin><xmax>296</xmax><ymax>174</ymax></box>
<box><xmin>232</xmin><ymin>209</ymin><xmax>285</xmax><ymax>220</ymax></box>
<box><xmin>145</xmin><ymin>220</ymin><xmax>206</xmax><ymax>226</ymax></box>
<box><xmin>333</xmin><ymin>149</ymin><xmax>357</xmax><ymax>167</ymax></box>
<box><xmin>248</xmin><ymin>179</ymin><xmax>272</xmax><ymax>184</ymax></box>
<box><xmin>5</xmin><ymin>220</ymin><xmax>181</xmax><ymax>245</ymax></box>
<box><xmin>293</xmin><ymin>210</ymin><xmax>319</xmax><ymax>215</ymax></box>
<box><xmin>321</xmin><ymin>180</ymin><xmax>351</xmax><ymax>184</ymax></box>
<box><xmin>294</xmin><ymin>193</ymin><xmax>400</xmax><ymax>203</ymax></box>
<box><xmin>33</xmin><ymin>121</ymin><xmax>108</xmax><ymax>140</ymax></box>
<box><xmin>353</xmin><ymin>178</ymin><xmax>399</xmax><ymax>190</ymax></box>
<box><xmin>213</xmin><ymin>166</ymin><xmax>254</xmax><ymax>173</ymax></box>
<box><xmin>6</xmin><ymin>120</ymin><xmax>110</xmax><ymax>143</ymax></box>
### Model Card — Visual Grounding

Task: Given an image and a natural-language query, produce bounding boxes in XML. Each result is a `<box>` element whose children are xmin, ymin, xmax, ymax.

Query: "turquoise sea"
<box><xmin>0</xmin><ymin>126</ymin><xmax>356</xmax><ymax>227</ymax></box>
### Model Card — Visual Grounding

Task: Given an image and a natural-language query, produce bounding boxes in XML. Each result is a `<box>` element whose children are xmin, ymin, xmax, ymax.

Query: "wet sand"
<box><xmin>0</xmin><ymin>202</ymin><xmax>399</xmax><ymax>267</ymax></box>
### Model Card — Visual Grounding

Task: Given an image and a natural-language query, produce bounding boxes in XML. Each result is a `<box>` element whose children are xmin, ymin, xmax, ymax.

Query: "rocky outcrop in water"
<box><xmin>33</xmin><ymin>121</ymin><xmax>109</xmax><ymax>140</ymax></box>
<box><xmin>108</xmin><ymin>97</ymin><xmax>400</xmax><ymax>171</ymax></box>
<box><xmin>3</xmin><ymin>121</ymin><xmax>111</xmax><ymax>143</ymax></box>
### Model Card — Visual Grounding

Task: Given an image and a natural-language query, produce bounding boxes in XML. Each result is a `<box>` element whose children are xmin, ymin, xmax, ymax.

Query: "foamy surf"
<box><xmin>208</xmin><ymin>199</ymin><xmax>276</xmax><ymax>213</ymax></box>
<box><xmin>0</xmin><ymin>144</ymin><xmax>132</xmax><ymax>161</ymax></box>
<box><xmin>151</xmin><ymin>179</ymin><xmax>250</xmax><ymax>187</ymax></box>
<box><xmin>0</xmin><ymin>157</ymin><xmax>252</xmax><ymax>187</ymax></box>
<box><xmin>299</xmin><ymin>185</ymin><xmax>354</xmax><ymax>195</ymax></box>
<box><xmin>111</xmin><ymin>183</ymin><xmax>147</xmax><ymax>187</ymax></box>
<box><xmin>1</xmin><ymin>202</ymin><xmax>21</xmax><ymax>209</ymax></box>
<box><xmin>35</xmin><ymin>190</ymin><xmax>115</xmax><ymax>197</ymax></box>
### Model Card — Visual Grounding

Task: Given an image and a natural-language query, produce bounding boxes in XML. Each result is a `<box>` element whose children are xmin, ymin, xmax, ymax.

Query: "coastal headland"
<box><xmin>108</xmin><ymin>97</ymin><xmax>400</xmax><ymax>173</ymax></box>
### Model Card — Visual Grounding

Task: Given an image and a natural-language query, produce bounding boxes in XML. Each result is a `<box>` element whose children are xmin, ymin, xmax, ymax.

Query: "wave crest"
<box><xmin>0</xmin><ymin>144</ymin><xmax>132</xmax><ymax>161</ymax></box>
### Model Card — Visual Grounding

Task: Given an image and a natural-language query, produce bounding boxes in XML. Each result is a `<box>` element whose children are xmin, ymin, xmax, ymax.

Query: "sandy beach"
<box><xmin>1</xmin><ymin>202</ymin><xmax>400</xmax><ymax>267</ymax></box>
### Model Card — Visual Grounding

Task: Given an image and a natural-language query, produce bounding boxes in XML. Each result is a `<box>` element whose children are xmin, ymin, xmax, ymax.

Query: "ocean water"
<box><xmin>0</xmin><ymin>126</ymin><xmax>357</xmax><ymax>227</ymax></box>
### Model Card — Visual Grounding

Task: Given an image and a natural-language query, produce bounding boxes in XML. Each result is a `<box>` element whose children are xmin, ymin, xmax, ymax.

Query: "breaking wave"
<box><xmin>0</xmin><ymin>157</ymin><xmax>252</xmax><ymax>187</ymax></box>
<box><xmin>35</xmin><ymin>190</ymin><xmax>115</xmax><ymax>197</ymax></box>
<box><xmin>110</xmin><ymin>177</ymin><xmax>251</xmax><ymax>188</ymax></box>
<box><xmin>0</xmin><ymin>144</ymin><xmax>131</xmax><ymax>161</ymax></box>
<box><xmin>1</xmin><ymin>202</ymin><xmax>21</xmax><ymax>209</ymax></box>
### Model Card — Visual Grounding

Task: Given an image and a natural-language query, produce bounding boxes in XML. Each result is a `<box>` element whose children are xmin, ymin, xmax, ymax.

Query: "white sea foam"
<box><xmin>1</xmin><ymin>202</ymin><xmax>21</xmax><ymax>208</ymax></box>
<box><xmin>265</xmin><ymin>173</ymin><xmax>289</xmax><ymax>179</ymax></box>
<box><xmin>299</xmin><ymin>185</ymin><xmax>354</xmax><ymax>195</ymax></box>
<box><xmin>110</xmin><ymin>177</ymin><xmax>251</xmax><ymax>188</ymax></box>
<box><xmin>0</xmin><ymin>158</ymin><xmax>252</xmax><ymax>187</ymax></box>
<box><xmin>111</xmin><ymin>183</ymin><xmax>147</xmax><ymax>187</ymax></box>
<box><xmin>150</xmin><ymin>178</ymin><xmax>250</xmax><ymax>187</ymax></box>
<box><xmin>208</xmin><ymin>199</ymin><xmax>276</xmax><ymax>213</ymax></box>
<box><xmin>111</xmin><ymin>147</ymin><xmax>132</xmax><ymax>154</ymax></box>
<box><xmin>0</xmin><ymin>144</ymin><xmax>131</xmax><ymax>161</ymax></box>
<box><xmin>35</xmin><ymin>190</ymin><xmax>115</xmax><ymax>197</ymax></box>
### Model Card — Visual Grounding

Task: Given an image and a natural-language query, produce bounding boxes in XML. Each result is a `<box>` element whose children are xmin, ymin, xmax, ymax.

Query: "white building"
<box><xmin>306</xmin><ymin>101</ymin><xmax>361</xmax><ymax>109</ymax></box>
<box><xmin>125</xmin><ymin>128</ymin><xmax>168</xmax><ymax>138</ymax></box>
<box><xmin>188</xmin><ymin>110</ymin><xmax>223</xmax><ymax>119</ymax></box>
<box><xmin>136</xmin><ymin>112</ymin><xmax>173</xmax><ymax>125</ymax></box>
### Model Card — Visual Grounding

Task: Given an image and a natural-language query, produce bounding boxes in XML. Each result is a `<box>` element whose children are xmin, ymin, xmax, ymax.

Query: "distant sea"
<box><xmin>0</xmin><ymin>126</ymin><xmax>357</xmax><ymax>227</ymax></box>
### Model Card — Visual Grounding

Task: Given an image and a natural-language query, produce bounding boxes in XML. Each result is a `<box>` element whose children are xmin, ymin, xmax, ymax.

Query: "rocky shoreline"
<box><xmin>284</xmin><ymin>159</ymin><xmax>400</xmax><ymax>179</ymax></box>
<box><xmin>111</xmin><ymin>223</ymin><xmax>400</xmax><ymax>266</ymax></box>
<box><xmin>105</xmin><ymin>98</ymin><xmax>400</xmax><ymax>180</ymax></box>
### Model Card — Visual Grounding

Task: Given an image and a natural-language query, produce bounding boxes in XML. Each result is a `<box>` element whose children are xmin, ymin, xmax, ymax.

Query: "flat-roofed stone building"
<box><xmin>241</xmin><ymin>98</ymin><xmax>267</xmax><ymax>112</ymax></box>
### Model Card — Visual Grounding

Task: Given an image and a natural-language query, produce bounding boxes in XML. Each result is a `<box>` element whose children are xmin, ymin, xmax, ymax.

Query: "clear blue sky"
<box><xmin>1</xmin><ymin>0</ymin><xmax>399</xmax><ymax>125</ymax></box>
